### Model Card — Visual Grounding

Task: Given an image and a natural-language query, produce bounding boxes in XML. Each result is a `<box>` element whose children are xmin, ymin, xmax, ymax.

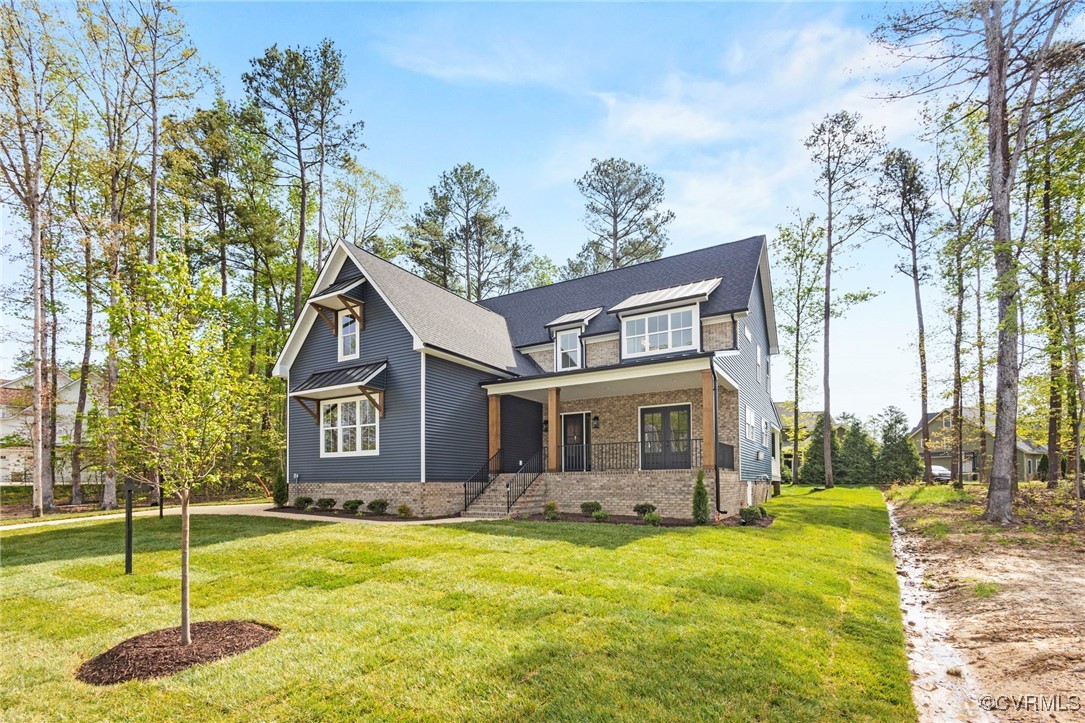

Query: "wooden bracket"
<box><xmin>337</xmin><ymin>295</ymin><xmax>365</xmax><ymax>332</ymax></box>
<box><xmin>312</xmin><ymin>304</ymin><xmax>337</xmax><ymax>334</ymax></box>
<box><xmin>293</xmin><ymin>397</ymin><xmax>320</xmax><ymax>423</ymax></box>
<box><xmin>360</xmin><ymin>387</ymin><xmax>384</xmax><ymax>418</ymax></box>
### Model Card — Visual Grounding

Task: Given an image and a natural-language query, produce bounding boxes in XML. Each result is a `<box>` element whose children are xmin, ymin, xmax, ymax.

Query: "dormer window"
<box><xmin>623</xmin><ymin>307</ymin><xmax>696</xmax><ymax>359</ymax></box>
<box><xmin>556</xmin><ymin>329</ymin><xmax>581</xmax><ymax>370</ymax></box>
<box><xmin>338</xmin><ymin>310</ymin><xmax>359</xmax><ymax>361</ymax></box>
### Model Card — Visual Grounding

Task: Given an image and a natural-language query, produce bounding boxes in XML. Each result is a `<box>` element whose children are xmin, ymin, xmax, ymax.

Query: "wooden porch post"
<box><xmin>547</xmin><ymin>387</ymin><xmax>561</xmax><ymax>472</ymax></box>
<box><xmin>488</xmin><ymin>395</ymin><xmax>502</xmax><ymax>461</ymax></box>
<box><xmin>702</xmin><ymin>370</ymin><xmax>716</xmax><ymax>469</ymax></box>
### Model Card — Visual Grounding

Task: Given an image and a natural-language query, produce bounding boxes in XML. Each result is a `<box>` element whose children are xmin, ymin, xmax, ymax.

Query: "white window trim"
<box><xmin>319</xmin><ymin>395</ymin><xmax>379</xmax><ymax>458</ymax></box>
<box><xmin>745</xmin><ymin>406</ymin><xmax>756</xmax><ymax>442</ymax></box>
<box><xmin>554</xmin><ymin>328</ymin><xmax>582</xmax><ymax>371</ymax></box>
<box><xmin>621</xmin><ymin>304</ymin><xmax>700</xmax><ymax>360</ymax></box>
<box><xmin>761</xmin><ymin>418</ymin><xmax>770</xmax><ymax>448</ymax></box>
<box><xmin>756</xmin><ymin>345</ymin><xmax>763</xmax><ymax>383</ymax></box>
<box><xmin>337</xmin><ymin>309</ymin><xmax>360</xmax><ymax>362</ymax></box>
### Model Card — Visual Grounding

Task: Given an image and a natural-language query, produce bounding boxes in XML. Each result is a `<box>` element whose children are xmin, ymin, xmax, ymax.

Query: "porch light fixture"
<box><xmin>542</xmin><ymin>419</ymin><xmax>549</xmax><ymax>433</ymax></box>
<box><xmin>592</xmin><ymin>415</ymin><xmax>600</xmax><ymax>429</ymax></box>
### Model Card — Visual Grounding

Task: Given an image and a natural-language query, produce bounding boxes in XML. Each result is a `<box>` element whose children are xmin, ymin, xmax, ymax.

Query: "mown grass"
<box><xmin>0</xmin><ymin>487</ymin><xmax>913</xmax><ymax>722</ymax></box>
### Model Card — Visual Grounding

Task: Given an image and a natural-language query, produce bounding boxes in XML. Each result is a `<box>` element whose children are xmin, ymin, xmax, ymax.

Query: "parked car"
<box><xmin>930</xmin><ymin>465</ymin><xmax>952</xmax><ymax>482</ymax></box>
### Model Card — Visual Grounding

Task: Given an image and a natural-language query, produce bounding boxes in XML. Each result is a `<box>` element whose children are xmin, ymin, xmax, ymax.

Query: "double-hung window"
<box><xmin>623</xmin><ymin>307</ymin><xmax>695</xmax><ymax>358</ymax></box>
<box><xmin>745</xmin><ymin>406</ymin><xmax>756</xmax><ymax>441</ymax></box>
<box><xmin>338</xmin><ymin>310</ymin><xmax>359</xmax><ymax>361</ymax></box>
<box><xmin>321</xmin><ymin>396</ymin><xmax>378</xmax><ymax>457</ymax></box>
<box><xmin>762</xmin><ymin>419</ymin><xmax>770</xmax><ymax>448</ymax></box>
<box><xmin>556</xmin><ymin>329</ymin><xmax>580</xmax><ymax>370</ymax></box>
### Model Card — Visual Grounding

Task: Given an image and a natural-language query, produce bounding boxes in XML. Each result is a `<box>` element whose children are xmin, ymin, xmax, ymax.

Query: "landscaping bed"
<box><xmin>517</xmin><ymin>511</ymin><xmax>775</xmax><ymax>527</ymax></box>
<box><xmin>272</xmin><ymin>506</ymin><xmax>448</xmax><ymax>522</ymax></box>
<box><xmin>76</xmin><ymin>620</ymin><xmax>278</xmax><ymax>685</ymax></box>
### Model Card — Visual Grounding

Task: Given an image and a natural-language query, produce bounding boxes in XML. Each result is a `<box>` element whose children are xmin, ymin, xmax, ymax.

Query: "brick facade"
<box><xmin>509</xmin><ymin>469</ymin><xmax>770</xmax><ymax>519</ymax></box>
<box><xmin>523</xmin><ymin>347</ymin><xmax>553</xmax><ymax>372</ymax></box>
<box><xmin>288</xmin><ymin>481</ymin><xmax>463</xmax><ymax>517</ymax></box>
<box><xmin>585</xmin><ymin>337</ymin><xmax>620</xmax><ymax>367</ymax></box>
<box><xmin>702</xmin><ymin>318</ymin><xmax>735</xmax><ymax>352</ymax></box>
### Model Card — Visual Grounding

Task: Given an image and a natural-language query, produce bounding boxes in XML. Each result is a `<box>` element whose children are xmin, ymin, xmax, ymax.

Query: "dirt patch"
<box><xmin>888</xmin><ymin>489</ymin><xmax>1085</xmax><ymax>722</ymax></box>
<box><xmin>76</xmin><ymin>621</ymin><xmax>278</xmax><ymax>685</ymax></box>
<box><xmin>516</xmin><ymin>512</ymin><xmax>774</xmax><ymax>527</ymax></box>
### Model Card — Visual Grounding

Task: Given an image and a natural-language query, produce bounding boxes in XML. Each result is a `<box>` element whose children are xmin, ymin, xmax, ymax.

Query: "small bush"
<box><xmin>293</xmin><ymin>496</ymin><xmax>313</xmax><ymax>510</ymax></box>
<box><xmin>973</xmin><ymin>582</ymin><xmax>999</xmax><ymax>599</ymax></box>
<box><xmin>643</xmin><ymin>511</ymin><xmax>662</xmax><ymax>527</ymax></box>
<box><xmin>693</xmin><ymin>469</ymin><xmax>710</xmax><ymax>524</ymax></box>
<box><xmin>591</xmin><ymin>509</ymin><xmax>609</xmax><ymax>522</ymax></box>
<box><xmin>580</xmin><ymin>500</ymin><xmax>602</xmax><ymax>516</ymax></box>
<box><xmin>544</xmin><ymin>500</ymin><xmax>559</xmax><ymax>520</ymax></box>
<box><xmin>342</xmin><ymin>499</ymin><xmax>364</xmax><ymax>514</ymax></box>
<box><xmin>315</xmin><ymin>498</ymin><xmax>336</xmax><ymax>510</ymax></box>
<box><xmin>739</xmin><ymin>506</ymin><xmax>764</xmax><ymax>524</ymax></box>
<box><xmin>367</xmin><ymin>499</ymin><xmax>389</xmax><ymax>515</ymax></box>
<box><xmin>780</xmin><ymin>463</ymin><xmax>792</xmax><ymax>486</ymax></box>
<box><xmin>272</xmin><ymin>472</ymin><xmax>288</xmax><ymax>508</ymax></box>
<box><xmin>633</xmin><ymin>502</ymin><xmax>657</xmax><ymax>517</ymax></box>
<box><xmin>397</xmin><ymin>503</ymin><xmax>413</xmax><ymax>519</ymax></box>
<box><xmin>758</xmin><ymin>505</ymin><xmax>768</xmax><ymax>518</ymax></box>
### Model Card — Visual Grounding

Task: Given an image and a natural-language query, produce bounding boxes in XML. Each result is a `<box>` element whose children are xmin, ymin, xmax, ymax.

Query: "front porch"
<box><xmin>472</xmin><ymin>355</ymin><xmax>758</xmax><ymax>518</ymax></box>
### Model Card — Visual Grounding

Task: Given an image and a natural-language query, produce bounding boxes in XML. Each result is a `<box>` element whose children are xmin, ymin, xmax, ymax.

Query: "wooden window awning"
<box><xmin>289</xmin><ymin>361</ymin><xmax>387</xmax><ymax>420</ymax></box>
<box><xmin>307</xmin><ymin>276</ymin><xmax>366</xmax><ymax>335</ymax></box>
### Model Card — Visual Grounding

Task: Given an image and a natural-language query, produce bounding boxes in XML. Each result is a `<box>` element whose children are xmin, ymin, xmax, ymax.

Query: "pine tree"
<box><xmin>837</xmin><ymin>418</ymin><xmax>878</xmax><ymax>485</ymax></box>
<box><xmin>875</xmin><ymin>407</ymin><xmax>923</xmax><ymax>484</ymax></box>
<box><xmin>799</xmin><ymin>414</ymin><xmax>839</xmax><ymax>486</ymax></box>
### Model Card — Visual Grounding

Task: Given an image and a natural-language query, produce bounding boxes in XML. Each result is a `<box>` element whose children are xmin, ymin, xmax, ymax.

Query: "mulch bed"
<box><xmin>273</xmin><ymin>507</ymin><xmax>447</xmax><ymax>522</ymax></box>
<box><xmin>76</xmin><ymin>620</ymin><xmax>278</xmax><ymax>686</ymax></box>
<box><xmin>518</xmin><ymin>512</ymin><xmax>775</xmax><ymax>528</ymax></box>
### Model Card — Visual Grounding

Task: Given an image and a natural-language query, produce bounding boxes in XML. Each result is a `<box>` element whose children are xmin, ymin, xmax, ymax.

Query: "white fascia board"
<box><xmin>307</xmin><ymin>278</ymin><xmax>366</xmax><ymax>305</ymax></box>
<box><xmin>273</xmin><ymin>247</ymin><xmax>354</xmax><ymax>378</ymax></box>
<box><xmin>757</xmin><ymin>243</ymin><xmax>781</xmax><ymax>355</ymax></box>
<box><xmin>583</xmin><ymin>332</ymin><xmax>619</xmax><ymax>343</ymax></box>
<box><xmin>482</xmin><ymin>356</ymin><xmax>711</xmax><ymax>396</ymax></box>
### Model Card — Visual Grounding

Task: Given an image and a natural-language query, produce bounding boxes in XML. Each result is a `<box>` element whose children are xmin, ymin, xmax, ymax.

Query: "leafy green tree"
<box><xmin>836</xmin><ymin>417</ymin><xmax>878</xmax><ymax>485</ymax></box>
<box><xmin>875</xmin><ymin>407</ymin><xmax>923</xmax><ymax>484</ymax></box>
<box><xmin>103</xmin><ymin>252</ymin><xmax>260</xmax><ymax>645</ymax></box>
<box><xmin>799</xmin><ymin>414</ymin><xmax>840</xmax><ymax>486</ymax></box>
<box><xmin>562</xmin><ymin>157</ymin><xmax>675</xmax><ymax>278</ymax></box>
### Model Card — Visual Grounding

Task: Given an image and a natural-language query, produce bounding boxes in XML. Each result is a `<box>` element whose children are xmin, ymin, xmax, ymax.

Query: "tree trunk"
<box><xmin>792</xmin><ymin>321</ymin><xmax>801</xmax><ymax>483</ymax></box>
<box><xmin>180</xmin><ymin>488</ymin><xmax>191</xmax><ymax>645</ymax></box>
<box><xmin>293</xmin><ymin>126</ymin><xmax>307</xmax><ymax>321</ymax></box>
<box><xmin>822</xmin><ymin>203</ymin><xmax>834</xmax><ymax>488</ymax></box>
<box><xmin>976</xmin><ymin>264</ymin><xmax>987</xmax><ymax>484</ymax></box>
<box><xmin>30</xmin><ymin>177</ymin><xmax>45</xmax><ymax>517</ymax></box>
<box><xmin>983</xmin><ymin>2</ymin><xmax>1018</xmax><ymax>524</ymax></box>
<box><xmin>71</xmin><ymin>237</ymin><xmax>93</xmax><ymax>506</ymax></box>
<box><xmin>1041</xmin><ymin>168</ymin><xmax>1061</xmax><ymax>489</ymax></box>
<box><xmin>912</xmin><ymin>245</ymin><xmax>933</xmax><ymax>484</ymax></box>
<box><xmin>952</xmin><ymin>244</ymin><xmax>965</xmax><ymax>489</ymax></box>
<box><xmin>148</xmin><ymin>85</ymin><xmax>158</xmax><ymax>264</ymax></box>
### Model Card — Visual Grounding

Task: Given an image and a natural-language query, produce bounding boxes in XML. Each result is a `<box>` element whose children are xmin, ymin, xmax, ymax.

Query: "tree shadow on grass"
<box><xmin>449</xmin><ymin>519</ymin><xmax>684</xmax><ymax>550</ymax></box>
<box><xmin>0</xmin><ymin>514</ymin><xmax>326</xmax><ymax>569</ymax></box>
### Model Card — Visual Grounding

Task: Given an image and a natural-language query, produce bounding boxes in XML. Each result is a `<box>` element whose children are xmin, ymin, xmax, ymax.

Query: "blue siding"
<box><xmin>424</xmin><ymin>356</ymin><xmax>490</xmax><ymax>480</ymax></box>
<box><xmin>500</xmin><ymin>396</ymin><xmax>543</xmax><ymax>472</ymax></box>
<box><xmin>714</xmin><ymin>268</ymin><xmax>776</xmax><ymax>480</ymax></box>
<box><xmin>288</xmin><ymin>280</ymin><xmax>421</xmax><ymax>482</ymax></box>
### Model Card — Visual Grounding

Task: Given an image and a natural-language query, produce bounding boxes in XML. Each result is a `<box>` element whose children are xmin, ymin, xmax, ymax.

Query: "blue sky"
<box><xmin>2</xmin><ymin>2</ymin><xmax>954</xmax><ymax>424</ymax></box>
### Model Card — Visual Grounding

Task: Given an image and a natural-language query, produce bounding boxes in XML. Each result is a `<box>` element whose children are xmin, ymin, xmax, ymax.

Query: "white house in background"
<box><xmin>0</xmin><ymin>371</ymin><xmax>99</xmax><ymax>485</ymax></box>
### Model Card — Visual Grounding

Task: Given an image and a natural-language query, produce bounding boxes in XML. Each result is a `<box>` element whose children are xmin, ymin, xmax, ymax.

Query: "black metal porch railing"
<box><xmin>556</xmin><ymin>439</ymin><xmax>705</xmax><ymax>472</ymax></box>
<box><xmin>506</xmin><ymin>449</ymin><xmax>545</xmax><ymax>513</ymax></box>
<box><xmin>464</xmin><ymin>449</ymin><xmax>501</xmax><ymax>511</ymax></box>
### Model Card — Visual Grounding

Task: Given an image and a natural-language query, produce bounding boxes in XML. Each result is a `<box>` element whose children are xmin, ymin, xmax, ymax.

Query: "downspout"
<box><xmin>712</xmin><ymin>361</ymin><xmax>724</xmax><ymax>519</ymax></box>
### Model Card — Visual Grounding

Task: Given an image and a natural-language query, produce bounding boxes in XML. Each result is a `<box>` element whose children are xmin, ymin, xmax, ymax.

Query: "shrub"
<box><xmin>591</xmin><ymin>509</ymin><xmax>609</xmax><ymax>522</ymax></box>
<box><xmin>315</xmin><ymin>498</ymin><xmax>336</xmax><ymax>510</ymax></box>
<box><xmin>643</xmin><ymin>511</ymin><xmax>662</xmax><ymax>527</ymax></box>
<box><xmin>633</xmin><ymin>502</ymin><xmax>657</xmax><ymax>517</ymax></box>
<box><xmin>367</xmin><ymin>499</ymin><xmax>389</xmax><ymax>515</ymax></box>
<box><xmin>342</xmin><ymin>499</ymin><xmax>364</xmax><ymax>514</ymax></box>
<box><xmin>739</xmin><ymin>506</ymin><xmax>764</xmax><ymax>524</ymax></box>
<box><xmin>780</xmin><ymin>463</ymin><xmax>792</xmax><ymax>486</ymax></box>
<box><xmin>580</xmin><ymin>500</ymin><xmax>602</xmax><ymax>516</ymax></box>
<box><xmin>692</xmin><ymin>469</ymin><xmax>709</xmax><ymax>525</ymax></box>
<box><xmin>397</xmin><ymin>503</ymin><xmax>413</xmax><ymax>519</ymax></box>
<box><xmin>293</xmin><ymin>496</ymin><xmax>313</xmax><ymax>510</ymax></box>
<box><xmin>758</xmin><ymin>505</ymin><xmax>768</xmax><ymax>518</ymax></box>
<box><xmin>544</xmin><ymin>500</ymin><xmax>559</xmax><ymax>521</ymax></box>
<box><xmin>272</xmin><ymin>472</ymin><xmax>288</xmax><ymax>508</ymax></box>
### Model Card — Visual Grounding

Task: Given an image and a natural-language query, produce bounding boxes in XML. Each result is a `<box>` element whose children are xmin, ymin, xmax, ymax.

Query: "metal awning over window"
<box><xmin>289</xmin><ymin>360</ymin><xmax>387</xmax><ymax>420</ymax></box>
<box><xmin>608</xmin><ymin>278</ymin><xmax>722</xmax><ymax>315</ymax></box>
<box><xmin>545</xmin><ymin>307</ymin><xmax>602</xmax><ymax>329</ymax></box>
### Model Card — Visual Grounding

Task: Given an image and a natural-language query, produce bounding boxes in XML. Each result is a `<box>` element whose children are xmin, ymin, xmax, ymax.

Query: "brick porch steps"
<box><xmin>462</xmin><ymin>475</ymin><xmax>513</xmax><ymax>519</ymax></box>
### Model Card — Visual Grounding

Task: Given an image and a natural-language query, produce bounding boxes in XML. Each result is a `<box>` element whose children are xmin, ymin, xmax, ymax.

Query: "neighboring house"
<box><xmin>773</xmin><ymin>402</ymin><xmax>845</xmax><ymax>472</ymax></box>
<box><xmin>275</xmin><ymin>235</ymin><xmax>782</xmax><ymax>519</ymax></box>
<box><xmin>0</xmin><ymin>371</ymin><xmax>98</xmax><ymax>485</ymax></box>
<box><xmin>909</xmin><ymin>407</ymin><xmax>1044</xmax><ymax>481</ymax></box>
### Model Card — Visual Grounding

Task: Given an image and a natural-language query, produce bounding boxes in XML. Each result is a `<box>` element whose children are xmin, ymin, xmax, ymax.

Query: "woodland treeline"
<box><xmin>0</xmin><ymin>0</ymin><xmax>677</xmax><ymax>514</ymax></box>
<box><xmin>772</xmin><ymin>1</ymin><xmax>1084</xmax><ymax>522</ymax></box>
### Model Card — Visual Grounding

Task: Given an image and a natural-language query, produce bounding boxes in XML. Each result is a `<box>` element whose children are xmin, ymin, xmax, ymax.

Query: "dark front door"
<box><xmin>563</xmin><ymin>413</ymin><xmax>590</xmax><ymax>471</ymax></box>
<box><xmin>641</xmin><ymin>406</ymin><xmax>692</xmax><ymax>470</ymax></box>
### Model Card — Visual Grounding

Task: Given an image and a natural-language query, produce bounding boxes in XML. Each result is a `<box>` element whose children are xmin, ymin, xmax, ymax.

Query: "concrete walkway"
<box><xmin>0</xmin><ymin>503</ymin><xmax>478</xmax><ymax>532</ymax></box>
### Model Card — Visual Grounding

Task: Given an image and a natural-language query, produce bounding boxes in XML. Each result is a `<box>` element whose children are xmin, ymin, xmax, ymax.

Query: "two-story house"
<box><xmin>274</xmin><ymin>235</ymin><xmax>781</xmax><ymax>519</ymax></box>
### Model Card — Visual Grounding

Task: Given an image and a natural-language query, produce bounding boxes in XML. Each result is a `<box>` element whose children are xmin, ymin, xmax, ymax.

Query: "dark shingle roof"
<box><xmin>310</xmin><ymin>274</ymin><xmax>364</xmax><ymax>299</ymax></box>
<box><xmin>292</xmin><ymin>360</ymin><xmax>387</xmax><ymax>394</ymax></box>
<box><xmin>479</xmin><ymin>236</ymin><xmax>766</xmax><ymax>348</ymax></box>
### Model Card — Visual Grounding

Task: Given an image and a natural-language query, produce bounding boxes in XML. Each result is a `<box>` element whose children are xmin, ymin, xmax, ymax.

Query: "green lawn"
<box><xmin>0</xmin><ymin>487</ymin><xmax>914</xmax><ymax>721</ymax></box>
